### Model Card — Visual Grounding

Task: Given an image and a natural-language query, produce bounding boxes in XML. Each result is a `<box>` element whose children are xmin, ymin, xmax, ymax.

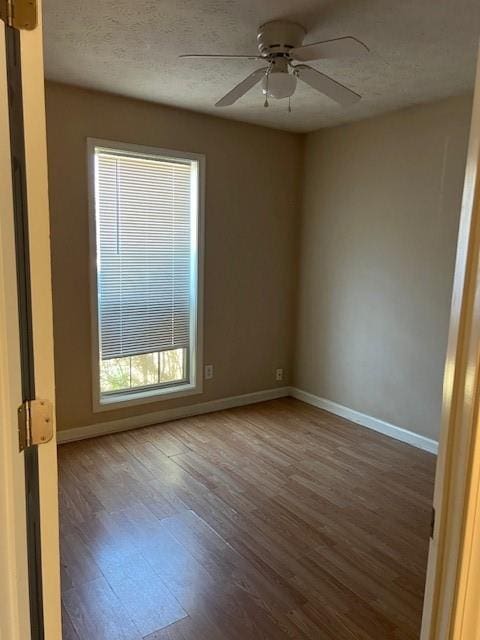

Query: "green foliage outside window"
<box><xmin>100</xmin><ymin>348</ymin><xmax>185</xmax><ymax>393</ymax></box>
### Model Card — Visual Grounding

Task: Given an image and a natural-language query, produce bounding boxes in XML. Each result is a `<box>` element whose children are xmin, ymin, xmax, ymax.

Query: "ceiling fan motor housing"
<box><xmin>257</xmin><ymin>20</ymin><xmax>306</xmax><ymax>57</ymax></box>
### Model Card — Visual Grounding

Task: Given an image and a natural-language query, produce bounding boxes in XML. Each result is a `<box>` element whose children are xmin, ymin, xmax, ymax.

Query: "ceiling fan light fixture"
<box><xmin>262</xmin><ymin>69</ymin><xmax>297</xmax><ymax>99</ymax></box>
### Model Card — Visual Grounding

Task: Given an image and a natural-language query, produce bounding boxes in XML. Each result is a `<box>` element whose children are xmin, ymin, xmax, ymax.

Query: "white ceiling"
<box><xmin>43</xmin><ymin>0</ymin><xmax>480</xmax><ymax>133</ymax></box>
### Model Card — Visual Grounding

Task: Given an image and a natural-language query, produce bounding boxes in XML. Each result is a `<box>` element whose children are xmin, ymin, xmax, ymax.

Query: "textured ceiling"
<box><xmin>43</xmin><ymin>0</ymin><xmax>480</xmax><ymax>132</ymax></box>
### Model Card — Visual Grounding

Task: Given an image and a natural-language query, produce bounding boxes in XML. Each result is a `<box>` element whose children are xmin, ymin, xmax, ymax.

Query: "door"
<box><xmin>0</xmin><ymin>1</ymin><xmax>61</xmax><ymax>638</ymax></box>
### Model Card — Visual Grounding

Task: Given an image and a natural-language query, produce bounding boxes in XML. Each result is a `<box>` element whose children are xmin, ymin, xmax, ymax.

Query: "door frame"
<box><xmin>421</xmin><ymin>45</ymin><xmax>480</xmax><ymax>640</ymax></box>
<box><xmin>0</xmin><ymin>1</ymin><xmax>61</xmax><ymax>638</ymax></box>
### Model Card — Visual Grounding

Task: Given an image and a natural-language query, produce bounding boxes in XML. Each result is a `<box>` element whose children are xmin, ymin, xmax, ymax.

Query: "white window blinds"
<box><xmin>94</xmin><ymin>148</ymin><xmax>194</xmax><ymax>361</ymax></box>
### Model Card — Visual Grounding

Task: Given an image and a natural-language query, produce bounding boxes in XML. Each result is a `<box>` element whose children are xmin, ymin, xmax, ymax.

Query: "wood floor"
<box><xmin>59</xmin><ymin>398</ymin><xmax>436</xmax><ymax>640</ymax></box>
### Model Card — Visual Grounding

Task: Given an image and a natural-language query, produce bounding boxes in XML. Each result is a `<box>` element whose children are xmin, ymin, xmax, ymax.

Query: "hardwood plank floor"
<box><xmin>58</xmin><ymin>398</ymin><xmax>435</xmax><ymax>640</ymax></box>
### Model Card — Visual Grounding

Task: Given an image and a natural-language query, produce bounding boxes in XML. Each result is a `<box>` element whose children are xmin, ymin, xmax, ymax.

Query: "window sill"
<box><xmin>93</xmin><ymin>381</ymin><xmax>202</xmax><ymax>413</ymax></box>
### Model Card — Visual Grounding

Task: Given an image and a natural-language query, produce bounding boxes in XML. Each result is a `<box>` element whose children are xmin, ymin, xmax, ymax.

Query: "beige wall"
<box><xmin>46</xmin><ymin>82</ymin><xmax>472</xmax><ymax>441</ymax></box>
<box><xmin>45</xmin><ymin>82</ymin><xmax>302</xmax><ymax>431</ymax></box>
<box><xmin>294</xmin><ymin>95</ymin><xmax>472</xmax><ymax>440</ymax></box>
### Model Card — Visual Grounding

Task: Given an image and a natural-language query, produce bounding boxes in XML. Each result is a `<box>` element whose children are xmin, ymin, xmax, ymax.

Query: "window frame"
<box><xmin>87</xmin><ymin>138</ymin><xmax>205</xmax><ymax>412</ymax></box>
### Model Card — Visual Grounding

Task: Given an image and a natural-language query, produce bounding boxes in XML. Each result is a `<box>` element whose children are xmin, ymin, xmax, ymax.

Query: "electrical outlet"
<box><xmin>275</xmin><ymin>368</ymin><xmax>284</xmax><ymax>381</ymax></box>
<box><xmin>205</xmin><ymin>364</ymin><xmax>214</xmax><ymax>380</ymax></box>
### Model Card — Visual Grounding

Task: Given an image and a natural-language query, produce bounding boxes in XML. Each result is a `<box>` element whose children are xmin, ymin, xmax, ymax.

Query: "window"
<box><xmin>88</xmin><ymin>140</ymin><xmax>204</xmax><ymax>408</ymax></box>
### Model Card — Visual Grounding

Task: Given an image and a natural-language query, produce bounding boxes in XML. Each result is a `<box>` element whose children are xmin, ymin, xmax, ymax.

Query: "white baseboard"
<box><xmin>56</xmin><ymin>387</ymin><xmax>290</xmax><ymax>444</ymax></box>
<box><xmin>57</xmin><ymin>385</ymin><xmax>439</xmax><ymax>454</ymax></box>
<box><xmin>290</xmin><ymin>387</ymin><xmax>439</xmax><ymax>454</ymax></box>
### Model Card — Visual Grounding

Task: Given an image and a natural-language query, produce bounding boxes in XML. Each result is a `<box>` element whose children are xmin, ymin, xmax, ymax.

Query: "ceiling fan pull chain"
<box><xmin>288</xmin><ymin>95</ymin><xmax>292</xmax><ymax>113</ymax></box>
<box><xmin>264</xmin><ymin>68</ymin><xmax>270</xmax><ymax>107</ymax></box>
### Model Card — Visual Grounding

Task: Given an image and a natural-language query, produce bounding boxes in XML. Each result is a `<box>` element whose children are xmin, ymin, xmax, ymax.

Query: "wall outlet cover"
<box><xmin>205</xmin><ymin>364</ymin><xmax>214</xmax><ymax>380</ymax></box>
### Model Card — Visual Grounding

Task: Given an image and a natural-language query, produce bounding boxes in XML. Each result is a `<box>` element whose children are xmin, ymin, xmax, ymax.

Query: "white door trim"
<box><xmin>421</xmin><ymin>44</ymin><xmax>480</xmax><ymax>640</ymax></box>
<box><xmin>20</xmin><ymin>6</ymin><xmax>61</xmax><ymax>636</ymax></box>
<box><xmin>0</xmin><ymin>2</ymin><xmax>61</xmax><ymax>638</ymax></box>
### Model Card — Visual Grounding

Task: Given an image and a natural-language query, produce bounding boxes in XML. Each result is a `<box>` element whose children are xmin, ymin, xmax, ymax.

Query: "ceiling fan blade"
<box><xmin>291</xmin><ymin>36</ymin><xmax>369</xmax><ymax>62</ymax></box>
<box><xmin>215</xmin><ymin>67</ymin><xmax>267</xmax><ymax>107</ymax></box>
<box><xmin>180</xmin><ymin>54</ymin><xmax>262</xmax><ymax>60</ymax></box>
<box><xmin>295</xmin><ymin>65</ymin><xmax>361</xmax><ymax>106</ymax></box>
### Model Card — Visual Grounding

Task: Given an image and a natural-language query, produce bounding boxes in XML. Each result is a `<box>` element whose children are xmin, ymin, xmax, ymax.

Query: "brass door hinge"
<box><xmin>18</xmin><ymin>399</ymin><xmax>53</xmax><ymax>451</ymax></box>
<box><xmin>0</xmin><ymin>0</ymin><xmax>37</xmax><ymax>30</ymax></box>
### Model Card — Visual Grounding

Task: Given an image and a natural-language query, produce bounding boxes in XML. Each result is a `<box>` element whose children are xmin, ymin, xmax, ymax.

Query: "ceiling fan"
<box><xmin>180</xmin><ymin>20</ymin><xmax>369</xmax><ymax>108</ymax></box>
